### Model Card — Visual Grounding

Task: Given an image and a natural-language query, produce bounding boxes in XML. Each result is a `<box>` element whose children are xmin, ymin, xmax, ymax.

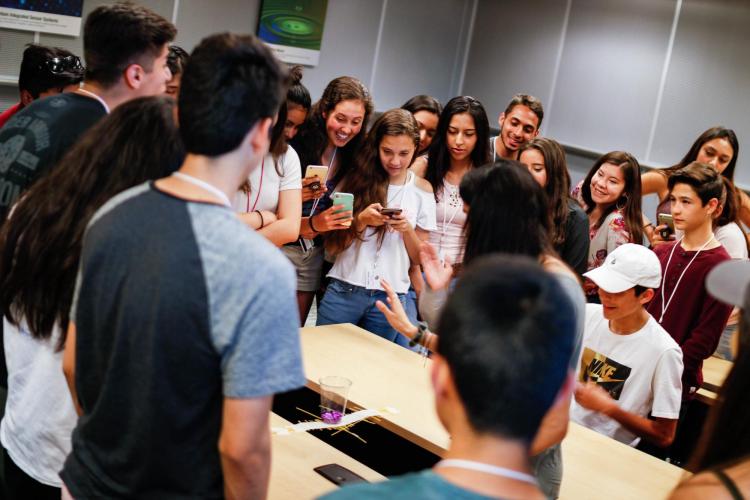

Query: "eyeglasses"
<box><xmin>42</xmin><ymin>55</ymin><xmax>84</xmax><ymax>75</ymax></box>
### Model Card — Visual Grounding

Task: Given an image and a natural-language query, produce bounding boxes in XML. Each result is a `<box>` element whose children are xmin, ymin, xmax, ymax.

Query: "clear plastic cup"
<box><xmin>319</xmin><ymin>376</ymin><xmax>352</xmax><ymax>424</ymax></box>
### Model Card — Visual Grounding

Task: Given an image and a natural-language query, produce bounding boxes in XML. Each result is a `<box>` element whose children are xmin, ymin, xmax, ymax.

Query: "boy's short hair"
<box><xmin>437</xmin><ymin>255</ymin><xmax>575</xmax><ymax>442</ymax></box>
<box><xmin>178</xmin><ymin>33</ymin><xmax>287</xmax><ymax>157</ymax></box>
<box><xmin>84</xmin><ymin>2</ymin><xmax>176</xmax><ymax>87</ymax></box>
<box><xmin>18</xmin><ymin>44</ymin><xmax>84</xmax><ymax>98</ymax></box>
<box><xmin>504</xmin><ymin>93</ymin><xmax>544</xmax><ymax>128</ymax></box>
<box><xmin>668</xmin><ymin>161</ymin><xmax>725</xmax><ymax>206</ymax></box>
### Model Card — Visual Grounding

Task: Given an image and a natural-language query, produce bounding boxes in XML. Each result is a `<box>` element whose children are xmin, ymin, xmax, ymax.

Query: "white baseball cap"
<box><xmin>583</xmin><ymin>243</ymin><xmax>662</xmax><ymax>293</ymax></box>
<box><xmin>706</xmin><ymin>260</ymin><xmax>750</xmax><ymax>308</ymax></box>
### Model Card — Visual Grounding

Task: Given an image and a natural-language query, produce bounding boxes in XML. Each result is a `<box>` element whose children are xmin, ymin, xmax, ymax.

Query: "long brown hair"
<box><xmin>290</xmin><ymin>76</ymin><xmax>374</xmax><ymax>185</ymax></box>
<box><xmin>580</xmin><ymin>151</ymin><xmax>644</xmax><ymax>245</ymax></box>
<box><xmin>326</xmin><ymin>109</ymin><xmax>420</xmax><ymax>255</ymax></box>
<box><xmin>518</xmin><ymin>138</ymin><xmax>571</xmax><ymax>248</ymax></box>
<box><xmin>0</xmin><ymin>97</ymin><xmax>184</xmax><ymax>350</ymax></box>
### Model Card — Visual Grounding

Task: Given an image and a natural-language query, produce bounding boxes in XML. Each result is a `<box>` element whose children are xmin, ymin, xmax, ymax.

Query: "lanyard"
<box><xmin>659</xmin><ymin>235</ymin><xmax>714</xmax><ymax>323</ymax></box>
<box><xmin>172</xmin><ymin>172</ymin><xmax>232</xmax><ymax>207</ymax></box>
<box><xmin>309</xmin><ymin>147</ymin><xmax>337</xmax><ymax>217</ymax></box>
<box><xmin>246</xmin><ymin>157</ymin><xmax>265</xmax><ymax>212</ymax></box>
<box><xmin>436</xmin><ymin>459</ymin><xmax>538</xmax><ymax>485</ymax></box>
<box><xmin>77</xmin><ymin>88</ymin><xmax>110</xmax><ymax>114</ymax></box>
<box><xmin>387</xmin><ymin>171</ymin><xmax>410</xmax><ymax>207</ymax></box>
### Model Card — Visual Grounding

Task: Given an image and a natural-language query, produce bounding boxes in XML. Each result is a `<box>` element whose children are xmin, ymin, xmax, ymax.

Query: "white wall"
<box><xmin>0</xmin><ymin>0</ymin><xmax>474</xmax><ymax>116</ymax></box>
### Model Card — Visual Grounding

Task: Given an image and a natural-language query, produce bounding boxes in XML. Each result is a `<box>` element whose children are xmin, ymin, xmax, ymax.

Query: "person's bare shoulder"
<box><xmin>669</xmin><ymin>471</ymin><xmax>733</xmax><ymax>500</ymax></box>
<box><xmin>411</xmin><ymin>156</ymin><xmax>428</xmax><ymax>178</ymax></box>
<box><xmin>415</xmin><ymin>176</ymin><xmax>433</xmax><ymax>194</ymax></box>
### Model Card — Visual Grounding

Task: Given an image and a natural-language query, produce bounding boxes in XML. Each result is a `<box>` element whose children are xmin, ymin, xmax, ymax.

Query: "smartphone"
<box><xmin>657</xmin><ymin>213</ymin><xmax>674</xmax><ymax>239</ymax></box>
<box><xmin>313</xmin><ymin>464</ymin><xmax>367</xmax><ymax>486</ymax></box>
<box><xmin>305</xmin><ymin>165</ymin><xmax>329</xmax><ymax>191</ymax></box>
<box><xmin>331</xmin><ymin>192</ymin><xmax>354</xmax><ymax>227</ymax></box>
<box><xmin>380</xmin><ymin>208</ymin><xmax>403</xmax><ymax>217</ymax></box>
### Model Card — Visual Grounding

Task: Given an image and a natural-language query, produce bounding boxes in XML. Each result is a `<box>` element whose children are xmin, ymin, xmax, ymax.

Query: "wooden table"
<box><xmin>300</xmin><ymin>323</ymin><xmax>449</xmax><ymax>456</ymax></box>
<box><xmin>269</xmin><ymin>413</ymin><xmax>384</xmax><ymax>500</ymax></box>
<box><xmin>560</xmin><ymin>423</ymin><xmax>686</xmax><ymax>499</ymax></box>
<box><xmin>702</xmin><ymin>356</ymin><xmax>732</xmax><ymax>393</ymax></box>
<box><xmin>301</xmin><ymin>324</ymin><xmax>686</xmax><ymax>499</ymax></box>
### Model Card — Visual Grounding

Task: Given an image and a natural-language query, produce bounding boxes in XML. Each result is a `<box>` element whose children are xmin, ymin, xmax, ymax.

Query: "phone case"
<box><xmin>305</xmin><ymin>165</ymin><xmax>329</xmax><ymax>179</ymax></box>
<box><xmin>331</xmin><ymin>193</ymin><xmax>354</xmax><ymax>213</ymax></box>
<box><xmin>313</xmin><ymin>464</ymin><xmax>367</xmax><ymax>486</ymax></box>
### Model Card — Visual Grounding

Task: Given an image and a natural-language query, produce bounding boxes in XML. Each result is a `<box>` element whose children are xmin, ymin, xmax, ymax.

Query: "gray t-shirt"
<box><xmin>61</xmin><ymin>183</ymin><xmax>305</xmax><ymax>498</ymax></box>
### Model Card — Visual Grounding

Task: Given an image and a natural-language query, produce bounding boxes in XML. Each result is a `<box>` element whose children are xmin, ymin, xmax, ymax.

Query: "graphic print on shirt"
<box><xmin>579</xmin><ymin>347</ymin><xmax>632</xmax><ymax>400</ymax></box>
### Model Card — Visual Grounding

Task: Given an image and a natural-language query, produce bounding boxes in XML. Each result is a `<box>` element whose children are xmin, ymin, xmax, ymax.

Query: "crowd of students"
<box><xmin>0</xmin><ymin>2</ymin><xmax>748</xmax><ymax>499</ymax></box>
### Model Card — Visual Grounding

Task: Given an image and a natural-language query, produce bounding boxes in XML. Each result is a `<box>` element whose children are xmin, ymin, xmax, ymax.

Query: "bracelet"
<box><xmin>255</xmin><ymin>210</ymin><xmax>265</xmax><ymax>228</ymax></box>
<box><xmin>409</xmin><ymin>322</ymin><xmax>429</xmax><ymax>347</ymax></box>
<box><xmin>309</xmin><ymin>214</ymin><xmax>319</xmax><ymax>232</ymax></box>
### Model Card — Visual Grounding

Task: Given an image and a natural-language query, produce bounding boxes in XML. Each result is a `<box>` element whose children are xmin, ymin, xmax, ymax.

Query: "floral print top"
<box><xmin>572</xmin><ymin>180</ymin><xmax>632</xmax><ymax>298</ymax></box>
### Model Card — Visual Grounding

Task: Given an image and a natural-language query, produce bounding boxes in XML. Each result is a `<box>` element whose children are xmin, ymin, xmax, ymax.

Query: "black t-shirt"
<box><xmin>557</xmin><ymin>198</ymin><xmax>590</xmax><ymax>276</ymax></box>
<box><xmin>0</xmin><ymin>92</ymin><xmax>106</xmax><ymax>220</ymax></box>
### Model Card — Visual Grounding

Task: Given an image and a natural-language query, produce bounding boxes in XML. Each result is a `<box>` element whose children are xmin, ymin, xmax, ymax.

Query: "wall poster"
<box><xmin>0</xmin><ymin>0</ymin><xmax>84</xmax><ymax>36</ymax></box>
<box><xmin>257</xmin><ymin>0</ymin><xmax>328</xmax><ymax>66</ymax></box>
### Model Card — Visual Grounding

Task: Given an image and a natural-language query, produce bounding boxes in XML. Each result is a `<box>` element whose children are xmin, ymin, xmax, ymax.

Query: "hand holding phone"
<box><xmin>657</xmin><ymin>213</ymin><xmax>675</xmax><ymax>240</ymax></box>
<box><xmin>331</xmin><ymin>192</ymin><xmax>354</xmax><ymax>228</ymax></box>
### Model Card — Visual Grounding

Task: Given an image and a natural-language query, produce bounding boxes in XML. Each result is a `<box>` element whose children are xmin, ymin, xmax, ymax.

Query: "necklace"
<box><xmin>436</xmin><ymin>459</ymin><xmax>537</xmax><ymax>485</ymax></box>
<box><xmin>659</xmin><ymin>235</ymin><xmax>715</xmax><ymax>323</ymax></box>
<box><xmin>172</xmin><ymin>172</ymin><xmax>232</xmax><ymax>207</ymax></box>
<box><xmin>387</xmin><ymin>171</ymin><xmax>410</xmax><ymax>207</ymax></box>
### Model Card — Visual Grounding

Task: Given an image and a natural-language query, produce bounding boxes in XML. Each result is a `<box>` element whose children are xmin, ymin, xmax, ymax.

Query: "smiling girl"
<box><xmin>573</xmin><ymin>151</ymin><xmax>645</xmax><ymax>300</ymax></box>
<box><xmin>317</xmin><ymin>109</ymin><xmax>436</xmax><ymax>344</ymax></box>
<box><xmin>286</xmin><ymin>76</ymin><xmax>374</xmax><ymax>323</ymax></box>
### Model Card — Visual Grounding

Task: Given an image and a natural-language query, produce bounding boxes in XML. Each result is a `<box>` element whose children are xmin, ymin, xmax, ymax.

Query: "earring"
<box><xmin>616</xmin><ymin>195</ymin><xmax>628</xmax><ymax>210</ymax></box>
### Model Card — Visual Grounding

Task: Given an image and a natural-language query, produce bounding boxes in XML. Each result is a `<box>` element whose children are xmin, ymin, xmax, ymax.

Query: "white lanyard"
<box><xmin>387</xmin><ymin>171</ymin><xmax>410</xmax><ymax>207</ymax></box>
<box><xmin>172</xmin><ymin>172</ymin><xmax>232</xmax><ymax>207</ymax></box>
<box><xmin>76</xmin><ymin>88</ymin><xmax>110</xmax><ymax>114</ymax></box>
<box><xmin>436</xmin><ymin>459</ymin><xmax>538</xmax><ymax>486</ymax></box>
<box><xmin>659</xmin><ymin>235</ymin><xmax>714</xmax><ymax>323</ymax></box>
<box><xmin>309</xmin><ymin>147</ymin><xmax>337</xmax><ymax>216</ymax></box>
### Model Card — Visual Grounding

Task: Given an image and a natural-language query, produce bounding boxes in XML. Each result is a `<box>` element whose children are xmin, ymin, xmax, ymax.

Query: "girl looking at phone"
<box><xmin>519</xmin><ymin>137</ymin><xmax>589</xmax><ymax>275</ymax></box>
<box><xmin>234</xmin><ymin>97</ymin><xmax>302</xmax><ymax>246</ymax></box>
<box><xmin>316</xmin><ymin>109</ymin><xmax>436</xmax><ymax>345</ymax></box>
<box><xmin>411</xmin><ymin>96</ymin><xmax>491</xmax><ymax>271</ymax></box>
<box><xmin>572</xmin><ymin>151</ymin><xmax>645</xmax><ymax>301</ymax></box>
<box><xmin>285</xmin><ymin>76</ymin><xmax>374</xmax><ymax>323</ymax></box>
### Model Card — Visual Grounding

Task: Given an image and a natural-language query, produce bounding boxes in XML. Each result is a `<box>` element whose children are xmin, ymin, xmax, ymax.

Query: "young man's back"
<box><xmin>0</xmin><ymin>93</ymin><xmax>106</xmax><ymax>220</ymax></box>
<box><xmin>61</xmin><ymin>184</ymin><xmax>303</xmax><ymax>497</ymax></box>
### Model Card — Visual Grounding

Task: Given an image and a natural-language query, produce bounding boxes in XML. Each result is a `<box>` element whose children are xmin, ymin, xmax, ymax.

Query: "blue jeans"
<box><xmin>317</xmin><ymin>278</ymin><xmax>411</xmax><ymax>347</ymax></box>
<box><xmin>405</xmin><ymin>287</ymin><xmax>418</xmax><ymax>325</ymax></box>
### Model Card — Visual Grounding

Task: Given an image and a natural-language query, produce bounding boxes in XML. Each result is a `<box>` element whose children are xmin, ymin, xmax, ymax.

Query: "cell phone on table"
<box><xmin>314</xmin><ymin>463</ymin><xmax>367</xmax><ymax>486</ymax></box>
<box><xmin>380</xmin><ymin>207</ymin><xmax>403</xmax><ymax>218</ymax></box>
<box><xmin>305</xmin><ymin>165</ymin><xmax>329</xmax><ymax>191</ymax></box>
<box><xmin>657</xmin><ymin>213</ymin><xmax>674</xmax><ymax>239</ymax></box>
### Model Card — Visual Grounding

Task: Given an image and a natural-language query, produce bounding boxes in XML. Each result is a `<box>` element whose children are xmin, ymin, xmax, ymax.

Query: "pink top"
<box><xmin>428</xmin><ymin>180</ymin><xmax>466</xmax><ymax>264</ymax></box>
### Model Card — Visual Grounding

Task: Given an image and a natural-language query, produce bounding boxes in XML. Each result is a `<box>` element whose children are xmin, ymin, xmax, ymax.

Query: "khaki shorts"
<box><xmin>281</xmin><ymin>243</ymin><xmax>325</xmax><ymax>292</ymax></box>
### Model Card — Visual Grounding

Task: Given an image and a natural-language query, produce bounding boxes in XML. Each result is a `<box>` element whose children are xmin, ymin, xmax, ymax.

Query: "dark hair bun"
<box><xmin>289</xmin><ymin>65</ymin><xmax>304</xmax><ymax>85</ymax></box>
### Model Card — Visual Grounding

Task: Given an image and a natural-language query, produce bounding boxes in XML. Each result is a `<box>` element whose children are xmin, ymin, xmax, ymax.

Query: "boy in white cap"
<box><xmin>571</xmin><ymin>243</ymin><xmax>684</xmax><ymax>448</ymax></box>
